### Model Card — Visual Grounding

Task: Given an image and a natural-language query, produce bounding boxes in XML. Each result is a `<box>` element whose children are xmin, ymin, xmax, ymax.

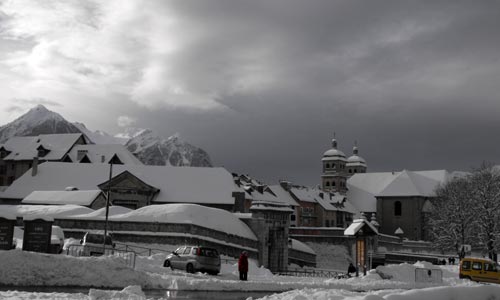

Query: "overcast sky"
<box><xmin>1</xmin><ymin>0</ymin><xmax>499</xmax><ymax>186</ymax></box>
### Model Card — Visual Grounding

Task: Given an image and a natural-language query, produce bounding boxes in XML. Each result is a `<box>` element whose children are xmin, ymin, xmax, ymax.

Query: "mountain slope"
<box><xmin>0</xmin><ymin>105</ymin><xmax>81</xmax><ymax>143</ymax></box>
<box><xmin>125</xmin><ymin>130</ymin><xmax>213</xmax><ymax>167</ymax></box>
<box><xmin>73</xmin><ymin>122</ymin><xmax>128</xmax><ymax>145</ymax></box>
<box><xmin>0</xmin><ymin>105</ymin><xmax>214</xmax><ymax>167</ymax></box>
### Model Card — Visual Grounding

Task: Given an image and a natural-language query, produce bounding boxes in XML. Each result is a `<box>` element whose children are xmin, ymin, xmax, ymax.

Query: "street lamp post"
<box><xmin>103</xmin><ymin>154</ymin><xmax>120</xmax><ymax>253</ymax></box>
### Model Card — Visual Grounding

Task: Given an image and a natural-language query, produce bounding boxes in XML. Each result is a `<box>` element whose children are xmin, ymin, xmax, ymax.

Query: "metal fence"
<box><xmin>66</xmin><ymin>244</ymin><xmax>136</xmax><ymax>269</ymax></box>
<box><xmin>113</xmin><ymin>242</ymin><xmax>167</xmax><ymax>257</ymax></box>
<box><xmin>277</xmin><ymin>268</ymin><xmax>345</xmax><ymax>278</ymax></box>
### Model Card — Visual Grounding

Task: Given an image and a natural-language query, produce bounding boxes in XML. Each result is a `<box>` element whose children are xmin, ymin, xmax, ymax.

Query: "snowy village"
<box><xmin>1</xmin><ymin>1</ymin><xmax>500</xmax><ymax>300</ymax></box>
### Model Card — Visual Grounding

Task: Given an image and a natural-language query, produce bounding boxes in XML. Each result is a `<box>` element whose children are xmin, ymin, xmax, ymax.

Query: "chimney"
<box><xmin>32</xmin><ymin>157</ymin><xmax>38</xmax><ymax>176</ymax></box>
<box><xmin>279</xmin><ymin>180</ymin><xmax>291</xmax><ymax>191</ymax></box>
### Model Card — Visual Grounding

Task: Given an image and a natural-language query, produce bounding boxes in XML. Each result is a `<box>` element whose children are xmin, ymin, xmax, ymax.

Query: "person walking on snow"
<box><xmin>238</xmin><ymin>251</ymin><xmax>249</xmax><ymax>281</ymax></box>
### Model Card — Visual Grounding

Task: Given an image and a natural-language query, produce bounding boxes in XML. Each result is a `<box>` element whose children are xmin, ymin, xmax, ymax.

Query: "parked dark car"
<box><xmin>164</xmin><ymin>246</ymin><xmax>221</xmax><ymax>275</ymax></box>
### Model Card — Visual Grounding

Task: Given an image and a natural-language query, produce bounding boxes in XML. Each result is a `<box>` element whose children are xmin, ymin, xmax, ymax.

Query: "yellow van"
<box><xmin>459</xmin><ymin>257</ymin><xmax>500</xmax><ymax>284</ymax></box>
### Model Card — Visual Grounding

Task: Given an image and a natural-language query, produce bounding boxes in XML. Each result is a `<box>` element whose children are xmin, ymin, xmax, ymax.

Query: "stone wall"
<box><xmin>56</xmin><ymin>218</ymin><xmax>259</xmax><ymax>259</ymax></box>
<box><xmin>288</xmin><ymin>248</ymin><xmax>316</xmax><ymax>267</ymax></box>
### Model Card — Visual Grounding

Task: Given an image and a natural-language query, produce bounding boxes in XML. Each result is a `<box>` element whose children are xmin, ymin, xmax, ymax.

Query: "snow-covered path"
<box><xmin>0</xmin><ymin>249</ymin><xmax>499</xmax><ymax>299</ymax></box>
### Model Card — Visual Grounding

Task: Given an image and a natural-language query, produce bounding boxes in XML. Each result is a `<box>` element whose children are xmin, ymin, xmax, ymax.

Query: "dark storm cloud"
<box><xmin>130</xmin><ymin>0</ymin><xmax>500</xmax><ymax>185</ymax></box>
<box><xmin>2</xmin><ymin>0</ymin><xmax>499</xmax><ymax>186</ymax></box>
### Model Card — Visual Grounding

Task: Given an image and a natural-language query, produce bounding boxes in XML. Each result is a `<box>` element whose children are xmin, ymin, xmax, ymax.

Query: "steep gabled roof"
<box><xmin>347</xmin><ymin>169</ymin><xmax>449</xmax><ymax>212</ymax></box>
<box><xmin>378</xmin><ymin>170</ymin><xmax>440</xmax><ymax>197</ymax></box>
<box><xmin>2</xmin><ymin>134</ymin><xmax>84</xmax><ymax>161</ymax></box>
<box><xmin>65</xmin><ymin>144</ymin><xmax>142</xmax><ymax>165</ymax></box>
<box><xmin>2</xmin><ymin>162</ymin><xmax>235</xmax><ymax>205</ymax></box>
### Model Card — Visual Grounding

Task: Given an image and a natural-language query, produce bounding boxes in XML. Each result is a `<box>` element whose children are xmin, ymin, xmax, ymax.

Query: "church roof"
<box><xmin>346</xmin><ymin>169</ymin><xmax>449</xmax><ymax>212</ymax></box>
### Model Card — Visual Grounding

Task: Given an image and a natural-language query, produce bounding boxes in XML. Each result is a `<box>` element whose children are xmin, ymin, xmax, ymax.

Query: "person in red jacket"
<box><xmin>238</xmin><ymin>251</ymin><xmax>248</xmax><ymax>281</ymax></box>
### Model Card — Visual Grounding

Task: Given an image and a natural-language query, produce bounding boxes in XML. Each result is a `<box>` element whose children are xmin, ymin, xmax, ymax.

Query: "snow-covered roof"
<box><xmin>250</xmin><ymin>200</ymin><xmax>295</xmax><ymax>212</ymax></box>
<box><xmin>1</xmin><ymin>205</ymin><xmax>94</xmax><ymax>219</ymax></box>
<box><xmin>2</xmin><ymin>162</ymin><xmax>236</xmax><ymax>205</ymax></box>
<box><xmin>109</xmin><ymin>204</ymin><xmax>257</xmax><ymax>240</ymax></box>
<box><xmin>346</xmin><ymin>169</ymin><xmax>449</xmax><ymax>212</ymax></box>
<box><xmin>268</xmin><ymin>185</ymin><xmax>300</xmax><ymax>207</ymax></box>
<box><xmin>64</xmin><ymin>144</ymin><xmax>143</xmax><ymax>165</ymax></box>
<box><xmin>68</xmin><ymin>206</ymin><xmax>133</xmax><ymax>219</ymax></box>
<box><xmin>289</xmin><ymin>187</ymin><xmax>316</xmax><ymax>203</ymax></box>
<box><xmin>346</xmin><ymin>155</ymin><xmax>367</xmax><ymax>166</ymax></box>
<box><xmin>22</xmin><ymin>190</ymin><xmax>103</xmax><ymax>206</ymax></box>
<box><xmin>344</xmin><ymin>218</ymin><xmax>378</xmax><ymax>236</ymax></box>
<box><xmin>2</xmin><ymin>134</ymin><xmax>83</xmax><ymax>161</ymax></box>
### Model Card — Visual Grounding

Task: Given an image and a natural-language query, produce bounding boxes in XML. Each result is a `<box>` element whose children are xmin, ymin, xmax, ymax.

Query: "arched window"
<box><xmin>394</xmin><ymin>201</ymin><xmax>402</xmax><ymax>216</ymax></box>
<box><xmin>326</xmin><ymin>163</ymin><xmax>330</xmax><ymax>168</ymax></box>
<box><xmin>332</xmin><ymin>182</ymin><xmax>336</xmax><ymax>186</ymax></box>
<box><xmin>326</xmin><ymin>181</ymin><xmax>330</xmax><ymax>186</ymax></box>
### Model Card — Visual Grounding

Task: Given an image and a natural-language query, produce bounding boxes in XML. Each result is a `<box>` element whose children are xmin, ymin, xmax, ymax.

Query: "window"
<box><xmin>472</xmin><ymin>262</ymin><xmax>482</xmax><ymax>270</ymax></box>
<box><xmin>326</xmin><ymin>163</ymin><xmax>330</xmax><ymax>168</ymax></box>
<box><xmin>394</xmin><ymin>201</ymin><xmax>402</xmax><ymax>216</ymax></box>
<box><xmin>290</xmin><ymin>215</ymin><xmax>296</xmax><ymax>221</ymax></box>
<box><xmin>0</xmin><ymin>165</ymin><xmax>6</xmax><ymax>174</ymax></box>
<box><xmin>332</xmin><ymin>182</ymin><xmax>336</xmax><ymax>186</ymax></box>
<box><xmin>326</xmin><ymin>182</ymin><xmax>330</xmax><ymax>186</ymax></box>
<box><xmin>461</xmin><ymin>260</ymin><xmax>471</xmax><ymax>270</ymax></box>
<box><xmin>183</xmin><ymin>247</ymin><xmax>192</xmax><ymax>254</ymax></box>
<box><xmin>485</xmin><ymin>263</ymin><xmax>496</xmax><ymax>272</ymax></box>
<box><xmin>348</xmin><ymin>169</ymin><xmax>352</xmax><ymax>173</ymax></box>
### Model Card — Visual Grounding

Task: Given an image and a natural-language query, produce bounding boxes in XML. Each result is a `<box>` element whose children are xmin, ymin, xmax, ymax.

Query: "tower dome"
<box><xmin>322</xmin><ymin>138</ymin><xmax>347</xmax><ymax>160</ymax></box>
<box><xmin>346</xmin><ymin>143</ymin><xmax>367</xmax><ymax>175</ymax></box>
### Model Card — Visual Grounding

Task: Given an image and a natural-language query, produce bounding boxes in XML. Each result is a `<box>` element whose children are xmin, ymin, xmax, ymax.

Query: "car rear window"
<box><xmin>462</xmin><ymin>260</ymin><xmax>471</xmax><ymax>270</ymax></box>
<box><xmin>200</xmin><ymin>248</ymin><xmax>219</xmax><ymax>257</ymax></box>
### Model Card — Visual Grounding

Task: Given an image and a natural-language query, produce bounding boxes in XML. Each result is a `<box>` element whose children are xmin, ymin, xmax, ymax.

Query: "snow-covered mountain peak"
<box><xmin>0</xmin><ymin>105</ymin><xmax>81</xmax><ymax>143</ymax></box>
<box><xmin>0</xmin><ymin>104</ymin><xmax>214</xmax><ymax>167</ymax></box>
<box><xmin>11</xmin><ymin>105</ymin><xmax>65</xmax><ymax>127</ymax></box>
<box><xmin>125</xmin><ymin>130</ymin><xmax>213</xmax><ymax>167</ymax></box>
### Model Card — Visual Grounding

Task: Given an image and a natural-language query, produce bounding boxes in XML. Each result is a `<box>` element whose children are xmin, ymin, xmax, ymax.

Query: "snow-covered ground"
<box><xmin>1</xmin><ymin>247</ymin><xmax>499</xmax><ymax>300</ymax></box>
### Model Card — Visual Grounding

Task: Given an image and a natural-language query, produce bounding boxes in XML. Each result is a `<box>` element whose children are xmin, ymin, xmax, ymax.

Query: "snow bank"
<box><xmin>253</xmin><ymin>285</ymin><xmax>500</xmax><ymax>300</ymax></box>
<box><xmin>0</xmin><ymin>250</ymin><xmax>153</xmax><ymax>288</ymax></box>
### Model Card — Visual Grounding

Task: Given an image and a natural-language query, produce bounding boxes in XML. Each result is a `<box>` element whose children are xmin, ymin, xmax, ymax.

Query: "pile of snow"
<box><xmin>1</xmin><ymin>248</ymin><xmax>496</xmax><ymax>300</ymax></box>
<box><xmin>221</xmin><ymin>259</ymin><xmax>274</xmax><ymax>279</ymax></box>
<box><xmin>0</xmin><ymin>250</ymin><xmax>154</xmax><ymax>288</ymax></box>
